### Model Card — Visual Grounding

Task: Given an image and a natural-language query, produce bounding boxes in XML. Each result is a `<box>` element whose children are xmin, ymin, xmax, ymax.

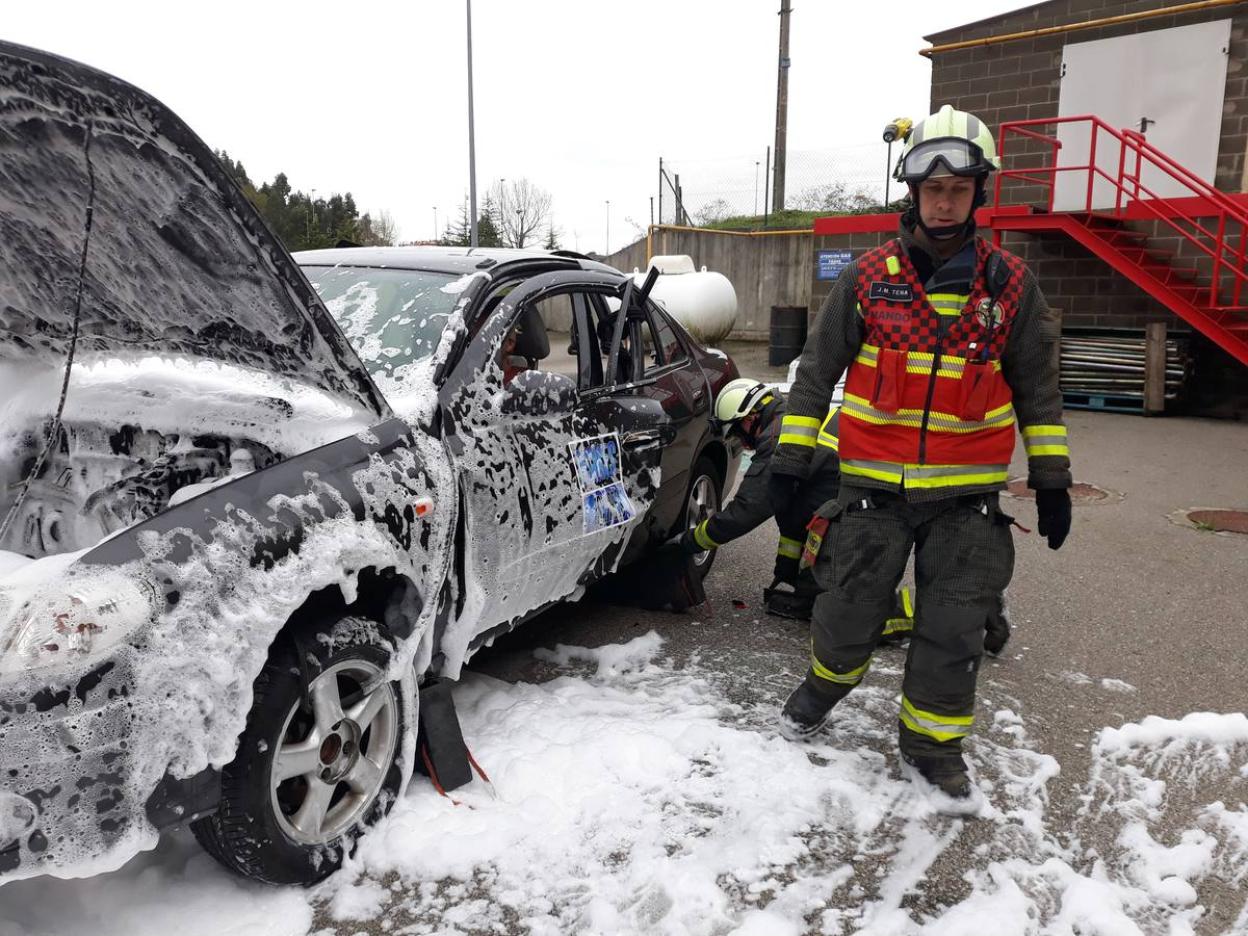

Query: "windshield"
<box><xmin>303</xmin><ymin>266</ymin><xmax>461</xmax><ymax>381</ymax></box>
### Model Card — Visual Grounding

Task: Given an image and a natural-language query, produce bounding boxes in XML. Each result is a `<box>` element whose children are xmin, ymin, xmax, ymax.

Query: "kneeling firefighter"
<box><xmin>676</xmin><ymin>378</ymin><xmax>928</xmax><ymax>642</ymax></box>
<box><xmin>768</xmin><ymin>106</ymin><xmax>1070</xmax><ymax>798</ymax></box>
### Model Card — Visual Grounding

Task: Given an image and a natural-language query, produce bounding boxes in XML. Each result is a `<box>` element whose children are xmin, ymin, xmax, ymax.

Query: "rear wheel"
<box><xmin>192</xmin><ymin>618</ymin><xmax>405</xmax><ymax>885</ymax></box>
<box><xmin>683</xmin><ymin>456</ymin><xmax>722</xmax><ymax>580</ymax></box>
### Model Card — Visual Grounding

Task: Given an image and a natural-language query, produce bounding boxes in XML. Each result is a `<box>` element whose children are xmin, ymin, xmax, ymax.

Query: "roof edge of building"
<box><xmin>922</xmin><ymin>0</ymin><xmax>1061</xmax><ymax>42</ymax></box>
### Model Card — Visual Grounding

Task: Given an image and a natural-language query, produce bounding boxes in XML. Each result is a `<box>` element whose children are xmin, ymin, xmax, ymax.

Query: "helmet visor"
<box><xmin>897</xmin><ymin>137</ymin><xmax>989</xmax><ymax>183</ymax></box>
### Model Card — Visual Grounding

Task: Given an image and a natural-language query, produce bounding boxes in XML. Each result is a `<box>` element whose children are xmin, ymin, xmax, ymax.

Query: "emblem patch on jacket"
<box><xmin>974</xmin><ymin>298</ymin><xmax>1004</xmax><ymax>330</ymax></box>
<box><xmin>869</xmin><ymin>281</ymin><xmax>914</xmax><ymax>303</ymax></box>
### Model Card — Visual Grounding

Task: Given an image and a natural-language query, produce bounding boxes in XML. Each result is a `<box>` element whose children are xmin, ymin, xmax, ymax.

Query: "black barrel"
<box><xmin>769</xmin><ymin>305</ymin><xmax>808</xmax><ymax>366</ymax></box>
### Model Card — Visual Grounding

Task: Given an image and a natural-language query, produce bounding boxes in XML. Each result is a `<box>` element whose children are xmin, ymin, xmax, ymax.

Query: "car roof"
<box><xmin>293</xmin><ymin>245</ymin><xmax>623</xmax><ymax>278</ymax></box>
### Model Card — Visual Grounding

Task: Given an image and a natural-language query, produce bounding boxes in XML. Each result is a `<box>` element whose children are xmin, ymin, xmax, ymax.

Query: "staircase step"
<box><xmin>1103</xmin><ymin>230</ymin><xmax>1149</xmax><ymax>246</ymax></box>
<box><xmin>1118</xmin><ymin>248</ymin><xmax>1176</xmax><ymax>267</ymax></box>
<box><xmin>1136</xmin><ymin>262</ymin><xmax>1200</xmax><ymax>285</ymax></box>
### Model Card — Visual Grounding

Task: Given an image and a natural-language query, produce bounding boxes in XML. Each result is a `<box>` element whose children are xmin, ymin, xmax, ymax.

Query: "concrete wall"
<box><xmin>606</xmin><ymin>227</ymin><xmax>812</xmax><ymax>340</ymax></box>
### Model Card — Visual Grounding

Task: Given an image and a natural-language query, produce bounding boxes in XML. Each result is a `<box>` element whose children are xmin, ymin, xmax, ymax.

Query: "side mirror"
<box><xmin>500</xmin><ymin>370</ymin><xmax>577</xmax><ymax>417</ymax></box>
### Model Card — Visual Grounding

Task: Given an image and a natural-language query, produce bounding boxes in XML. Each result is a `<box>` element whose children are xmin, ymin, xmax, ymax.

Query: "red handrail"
<box><xmin>994</xmin><ymin>115</ymin><xmax>1248</xmax><ymax>308</ymax></box>
<box><xmin>995</xmin><ymin>114</ymin><xmax>1248</xmax><ymax>225</ymax></box>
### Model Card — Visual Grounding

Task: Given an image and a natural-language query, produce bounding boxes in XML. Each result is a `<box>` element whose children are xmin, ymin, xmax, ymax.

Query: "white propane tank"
<box><xmin>632</xmin><ymin>255</ymin><xmax>737</xmax><ymax>344</ymax></box>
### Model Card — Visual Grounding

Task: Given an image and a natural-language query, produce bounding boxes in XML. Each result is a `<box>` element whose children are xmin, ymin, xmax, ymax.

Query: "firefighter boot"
<box><xmin>778</xmin><ymin>676</ymin><xmax>848</xmax><ymax>741</ymax></box>
<box><xmin>763</xmin><ymin>573</ymin><xmax>819</xmax><ymax>621</ymax></box>
<box><xmin>902</xmin><ymin>753</ymin><xmax>972</xmax><ymax>799</ymax></box>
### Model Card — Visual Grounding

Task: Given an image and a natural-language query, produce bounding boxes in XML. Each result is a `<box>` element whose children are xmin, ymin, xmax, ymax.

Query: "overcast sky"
<box><xmin>5</xmin><ymin>0</ymin><xmax>1033</xmax><ymax>254</ymax></box>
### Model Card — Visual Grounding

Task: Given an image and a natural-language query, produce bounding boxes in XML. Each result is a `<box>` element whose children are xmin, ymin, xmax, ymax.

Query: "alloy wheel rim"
<box><xmin>686</xmin><ymin>474</ymin><xmax>717</xmax><ymax>567</ymax></box>
<box><xmin>270</xmin><ymin>658</ymin><xmax>398</xmax><ymax>846</ymax></box>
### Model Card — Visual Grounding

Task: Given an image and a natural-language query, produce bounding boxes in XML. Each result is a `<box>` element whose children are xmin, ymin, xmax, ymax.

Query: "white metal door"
<box><xmin>1053</xmin><ymin>19</ymin><xmax>1231</xmax><ymax>211</ymax></box>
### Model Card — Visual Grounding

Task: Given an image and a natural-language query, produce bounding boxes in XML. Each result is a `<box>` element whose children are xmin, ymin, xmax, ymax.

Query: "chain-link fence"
<box><xmin>657</xmin><ymin>142</ymin><xmax>903</xmax><ymax>226</ymax></box>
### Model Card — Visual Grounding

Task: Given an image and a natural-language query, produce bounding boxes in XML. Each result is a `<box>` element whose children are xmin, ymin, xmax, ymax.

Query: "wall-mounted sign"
<box><xmin>817</xmin><ymin>249</ymin><xmax>854</xmax><ymax>281</ymax></box>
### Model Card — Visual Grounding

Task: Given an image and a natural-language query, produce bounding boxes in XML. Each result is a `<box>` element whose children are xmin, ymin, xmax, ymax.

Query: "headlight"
<box><xmin>0</xmin><ymin>570</ymin><xmax>159</xmax><ymax>676</ymax></box>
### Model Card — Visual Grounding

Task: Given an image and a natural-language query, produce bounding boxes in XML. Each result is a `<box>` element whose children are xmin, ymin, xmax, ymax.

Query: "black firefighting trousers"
<box><xmin>806</xmin><ymin>483</ymin><xmax>1015</xmax><ymax>760</ymax></box>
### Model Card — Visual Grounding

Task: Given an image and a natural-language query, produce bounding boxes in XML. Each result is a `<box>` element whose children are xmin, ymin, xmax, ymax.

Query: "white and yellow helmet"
<box><xmin>715</xmin><ymin>378</ymin><xmax>770</xmax><ymax>426</ymax></box>
<box><xmin>895</xmin><ymin>104</ymin><xmax>999</xmax><ymax>183</ymax></box>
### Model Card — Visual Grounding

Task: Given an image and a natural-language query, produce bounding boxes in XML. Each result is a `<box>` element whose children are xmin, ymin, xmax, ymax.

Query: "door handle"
<box><xmin>623</xmin><ymin>429</ymin><xmax>662</xmax><ymax>446</ymax></box>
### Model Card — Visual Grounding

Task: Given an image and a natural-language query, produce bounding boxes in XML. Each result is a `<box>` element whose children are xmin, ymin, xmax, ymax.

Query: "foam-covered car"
<box><xmin>0</xmin><ymin>42</ymin><xmax>739</xmax><ymax>885</ymax></box>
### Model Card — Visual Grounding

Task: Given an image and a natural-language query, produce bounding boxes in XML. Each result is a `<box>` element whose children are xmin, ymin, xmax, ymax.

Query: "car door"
<box><xmin>437</xmin><ymin>270</ymin><xmax>670</xmax><ymax>635</ymax></box>
<box><xmin>635</xmin><ymin>299</ymin><xmax>708</xmax><ymax>537</ymax></box>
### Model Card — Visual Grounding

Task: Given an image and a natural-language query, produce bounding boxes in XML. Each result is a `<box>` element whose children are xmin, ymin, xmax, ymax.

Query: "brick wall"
<box><xmin>923</xmin><ymin>1</ymin><xmax>1248</xmax><ymax>414</ymax></box>
<box><xmin>927</xmin><ymin>0</ymin><xmax>1248</xmax><ymax>195</ymax></box>
<box><xmin>808</xmin><ymin>230</ymin><xmax>894</xmax><ymax>320</ymax></box>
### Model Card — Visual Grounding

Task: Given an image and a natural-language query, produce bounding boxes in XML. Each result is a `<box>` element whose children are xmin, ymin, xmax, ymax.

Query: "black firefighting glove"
<box><xmin>767</xmin><ymin>471</ymin><xmax>803</xmax><ymax>526</ymax></box>
<box><xmin>1035</xmin><ymin>488</ymin><xmax>1072</xmax><ymax>551</ymax></box>
<box><xmin>677</xmin><ymin>529</ymin><xmax>705</xmax><ymax>556</ymax></box>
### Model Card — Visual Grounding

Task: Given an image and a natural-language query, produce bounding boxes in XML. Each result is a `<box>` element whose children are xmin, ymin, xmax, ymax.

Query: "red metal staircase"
<box><xmin>987</xmin><ymin>116</ymin><xmax>1248</xmax><ymax>367</ymax></box>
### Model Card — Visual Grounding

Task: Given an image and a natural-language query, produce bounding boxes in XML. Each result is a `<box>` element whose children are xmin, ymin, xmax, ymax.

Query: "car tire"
<box><xmin>191</xmin><ymin>617</ymin><xmax>406</xmax><ymax>885</ymax></box>
<box><xmin>683</xmin><ymin>455</ymin><xmax>722</xmax><ymax>580</ymax></box>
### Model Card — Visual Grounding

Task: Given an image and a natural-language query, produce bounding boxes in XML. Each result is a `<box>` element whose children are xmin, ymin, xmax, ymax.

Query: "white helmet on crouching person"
<box><xmin>715</xmin><ymin>378</ymin><xmax>770</xmax><ymax>431</ymax></box>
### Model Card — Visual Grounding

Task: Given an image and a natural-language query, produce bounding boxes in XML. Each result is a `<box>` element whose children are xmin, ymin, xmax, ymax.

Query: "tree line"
<box><xmin>216</xmin><ymin>151</ymin><xmax>561</xmax><ymax>253</ymax></box>
<box><xmin>215</xmin><ymin>150</ymin><xmax>397</xmax><ymax>252</ymax></box>
<box><xmin>439</xmin><ymin>179</ymin><xmax>560</xmax><ymax>250</ymax></box>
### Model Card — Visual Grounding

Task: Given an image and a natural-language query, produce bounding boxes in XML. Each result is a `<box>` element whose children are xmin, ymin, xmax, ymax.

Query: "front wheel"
<box><xmin>683</xmin><ymin>456</ymin><xmax>722</xmax><ymax>580</ymax></box>
<box><xmin>192</xmin><ymin>618</ymin><xmax>406</xmax><ymax>885</ymax></box>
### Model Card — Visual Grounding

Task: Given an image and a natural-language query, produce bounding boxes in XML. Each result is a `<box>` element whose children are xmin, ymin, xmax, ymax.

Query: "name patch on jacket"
<box><xmin>869</xmin><ymin>281</ymin><xmax>914</xmax><ymax>303</ymax></box>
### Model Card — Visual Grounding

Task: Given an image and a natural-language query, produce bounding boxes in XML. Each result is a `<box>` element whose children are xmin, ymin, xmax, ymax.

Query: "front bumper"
<box><xmin>0</xmin><ymin>655</ymin><xmax>146</xmax><ymax>878</ymax></box>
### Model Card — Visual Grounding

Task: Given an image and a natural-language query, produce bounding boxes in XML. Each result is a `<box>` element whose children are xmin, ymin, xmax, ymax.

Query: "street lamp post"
<box><xmin>605</xmin><ymin>200</ymin><xmax>610</xmax><ymax>255</ymax></box>
<box><xmin>433</xmin><ymin>206</ymin><xmax>438</xmax><ymax>242</ymax></box>
<box><xmin>466</xmin><ymin>0</ymin><xmax>479</xmax><ymax>247</ymax></box>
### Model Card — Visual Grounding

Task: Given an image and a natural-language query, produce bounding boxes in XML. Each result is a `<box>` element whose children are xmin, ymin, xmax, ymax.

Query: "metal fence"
<box><xmin>657</xmin><ymin>142</ymin><xmax>899</xmax><ymax>226</ymax></box>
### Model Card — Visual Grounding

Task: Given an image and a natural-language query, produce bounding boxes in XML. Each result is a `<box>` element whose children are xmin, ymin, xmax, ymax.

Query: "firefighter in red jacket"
<box><xmin>768</xmin><ymin>106</ymin><xmax>1071</xmax><ymax>798</ymax></box>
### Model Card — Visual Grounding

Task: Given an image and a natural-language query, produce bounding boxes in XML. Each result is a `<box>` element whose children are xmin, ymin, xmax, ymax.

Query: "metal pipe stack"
<box><xmin>1059</xmin><ymin>334</ymin><xmax>1189</xmax><ymax>400</ymax></box>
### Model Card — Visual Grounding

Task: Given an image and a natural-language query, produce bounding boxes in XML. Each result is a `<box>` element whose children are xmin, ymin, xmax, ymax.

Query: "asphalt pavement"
<box><xmin>457</xmin><ymin>397</ymin><xmax>1248</xmax><ymax>932</ymax></box>
<box><xmin>313</xmin><ymin>338</ymin><xmax>1247</xmax><ymax>932</ymax></box>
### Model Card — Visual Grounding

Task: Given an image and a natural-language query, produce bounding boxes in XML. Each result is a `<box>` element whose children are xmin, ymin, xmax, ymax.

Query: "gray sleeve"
<box><xmin>1002</xmin><ymin>269</ymin><xmax>1072</xmax><ymax>490</ymax></box>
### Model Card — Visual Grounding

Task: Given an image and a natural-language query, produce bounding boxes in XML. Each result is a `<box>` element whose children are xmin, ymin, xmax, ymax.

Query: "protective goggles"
<box><xmin>895</xmin><ymin>137</ymin><xmax>992</xmax><ymax>183</ymax></box>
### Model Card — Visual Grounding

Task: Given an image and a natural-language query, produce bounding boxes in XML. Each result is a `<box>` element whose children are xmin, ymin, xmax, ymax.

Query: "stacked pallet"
<box><xmin>1059</xmin><ymin>332</ymin><xmax>1189</xmax><ymax>413</ymax></box>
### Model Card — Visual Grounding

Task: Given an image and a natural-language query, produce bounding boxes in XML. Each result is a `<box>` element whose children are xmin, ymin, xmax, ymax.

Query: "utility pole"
<box><xmin>466</xmin><ymin>0</ymin><xmax>479</xmax><ymax>247</ymax></box>
<box><xmin>772</xmin><ymin>0</ymin><xmax>791</xmax><ymax>214</ymax></box>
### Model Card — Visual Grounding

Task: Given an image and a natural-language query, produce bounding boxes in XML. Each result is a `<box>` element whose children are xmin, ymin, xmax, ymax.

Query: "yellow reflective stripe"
<box><xmin>782</xmin><ymin>415</ymin><xmax>822</xmax><ymax>429</ymax></box>
<box><xmin>843</xmin><ymin>460</ymin><xmax>1009</xmax><ymax>489</ymax></box>
<box><xmin>903</xmin><ymin>466</ymin><xmax>1009</xmax><ymax>489</ymax></box>
<box><xmin>927</xmin><ymin>293</ymin><xmax>970</xmax><ymax>317</ymax></box>
<box><xmin>1022</xmin><ymin>425</ymin><xmax>1070</xmax><ymax>457</ymax></box>
<box><xmin>851</xmin><ymin>346</ymin><xmax>1001</xmax><ymax>377</ymax></box>
<box><xmin>841</xmin><ymin>459</ymin><xmax>904</xmax><ymax>484</ymax></box>
<box><xmin>811</xmin><ymin>649</ymin><xmax>872</xmax><ymax>686</ymax></box>
<box><xmin>779</xmin><ymin>414</ymin><xmax>820</xmax><ymax>449</ymax></box>
<box><xmin>693</xmin><ymin>520</ymin><xmax>718</xmax><ymax>551</ymax></box>
<box><xmin>818</xmin><ymin>410</ymin><xmax>840</xmax><ymax>450</ymax></box>
<box><xmin>779</xmin><ymin>433</ymin><xmax>817</xmax><ymax>448</ymax></box>
<box><xmin>882</xmin><ymin>617</ymin><xmax>914</xmax><ymax>636</ymax></box>
<box><xmin>900</xmin><ymin>585</ymin><xmax>913</xmax><ymax>618</ymax></box>
<box><xmin>899</xmin><ymin>696</ymin><xmax>973</xmax><ymax>742</ymax></box>
<box><xmin>777</xmin><ymin>536</ymin><xmax>803</xmax><ymax>559</ymax></box>
<box><xmin>842</xmin><ymin>395</ymin><xmax>1015</xmax><ymax>434</ymax></box>
<box><xmin>885</xmin><ymin>255</ymin><xmax>901</xmax><ymax>275</ymax></box>
<box><xmin>1022</xmin><ymin>424</ymin><xmax>1067</xmax><ymax>438</ymax></box>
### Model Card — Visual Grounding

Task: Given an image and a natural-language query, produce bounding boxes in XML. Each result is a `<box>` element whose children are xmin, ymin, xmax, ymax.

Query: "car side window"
<box><xmin>648</xmin><ymin>305</ymin><xmax>688</xmax><ymax>367</ymax></box>
<box><xmin>501</xmin><ymin>289</ymin><xmax>616</xmax><ymax>394</ymax></box>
